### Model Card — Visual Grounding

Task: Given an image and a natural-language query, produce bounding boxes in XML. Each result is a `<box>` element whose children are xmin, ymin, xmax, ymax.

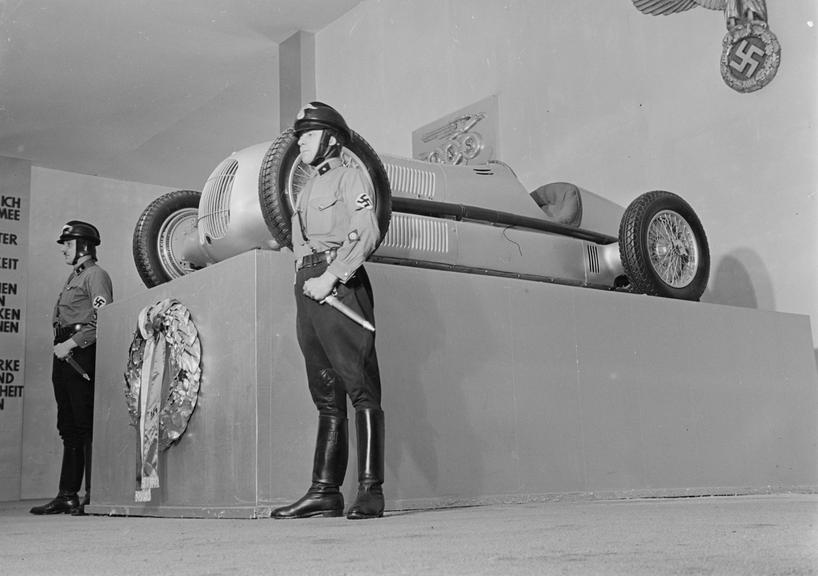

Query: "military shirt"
<box><xmin>52</xmin><ymin>258</ymin><xmax>113</xmax><ymax>348</ymax></box>
<box><xmin>292</xmin><ymin>157</ymin><xmax>380</xmax><ymax>283</ymax></box>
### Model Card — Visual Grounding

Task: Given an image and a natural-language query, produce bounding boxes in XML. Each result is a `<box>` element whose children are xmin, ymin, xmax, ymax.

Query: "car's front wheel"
<box><xmin>132</xmin><ymin>190</ymin><xmax>201</xmax><ymax>288</ymax></box>
<box><xmin>619</xmin><ymin>190</ymin><xmax>709</xmax><ymax>301</ymax></box>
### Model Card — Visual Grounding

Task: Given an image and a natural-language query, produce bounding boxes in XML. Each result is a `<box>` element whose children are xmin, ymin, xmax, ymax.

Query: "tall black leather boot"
<box><xmin>71</xmin><ymin>439</ymin><xmax>92</xmax><ymax>516</ymax></box>
<box><xmin>30</xmin><ymin>446</ymin><xmax>83</xmax><ymax>515</ymax></box>
<box><xmin>347</xmin><ymin>408</ymin><xmax>385</xmax><ymax>520</ymax></box>
<box><xmin>272</xmin><ymin>414</ymin><xmax>348</xmax><ymax>519</ymax></box>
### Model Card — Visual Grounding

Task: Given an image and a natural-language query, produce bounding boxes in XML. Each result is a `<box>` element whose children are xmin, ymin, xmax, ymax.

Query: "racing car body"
<box><xmin>133</xmin><ymin>130</ymin><xmax>709</xmax><ymax>301</ymax></box>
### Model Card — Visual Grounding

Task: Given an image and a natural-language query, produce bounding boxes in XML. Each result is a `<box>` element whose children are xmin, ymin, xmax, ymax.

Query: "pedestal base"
<box><xmin>87</xmin><ymin>250</ymin><xmax>818</xmax><ymax>517</ymax></box>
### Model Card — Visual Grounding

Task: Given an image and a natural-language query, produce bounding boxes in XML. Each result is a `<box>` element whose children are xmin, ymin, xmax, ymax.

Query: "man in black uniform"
<box><xmin>30</xmin><ymin>221</ymin><xmax>112</xmax><ymax>515</ymax></box>
<box><xmin>272</xmin><ymin>102</ymin><xmax>385</xmax><ymax>520</ymax></box>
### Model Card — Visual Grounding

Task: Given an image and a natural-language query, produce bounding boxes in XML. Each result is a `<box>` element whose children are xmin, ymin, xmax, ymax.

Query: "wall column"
<box><xmin>279</xmin><ymin>30</ymin><xmax>316</xmax><ymax>131</ymax></box>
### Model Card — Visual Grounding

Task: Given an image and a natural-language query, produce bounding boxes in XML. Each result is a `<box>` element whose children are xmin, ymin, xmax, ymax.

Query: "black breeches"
<box><xmin>295</xmin><ymin>264</ymin><xmax>382</xmax><ymax>417</ymax></box>
<box><xmin>51</xmin><ymin>344</ymin><xmax>95</xmax><ymax>449</ymax></box>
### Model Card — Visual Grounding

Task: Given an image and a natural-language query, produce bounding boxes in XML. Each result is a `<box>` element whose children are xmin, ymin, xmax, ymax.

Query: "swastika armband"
<box><xmin>93</xmin><ymin>296</ymin><xmax>108</xmax><ymax>309</ymax></box>
<box><xmin>355</xmin><ymin>193</ymin><xmax>373</xmax><ymax>210</ymax></box>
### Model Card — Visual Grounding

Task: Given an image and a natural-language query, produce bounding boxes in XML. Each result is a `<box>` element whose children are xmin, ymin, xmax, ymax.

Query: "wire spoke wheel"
<box><xmin>647</xmin><ymin>210</ymin><xmax>699</xmax><ymax>288</ymax></box>
<box><xmin>619</xmin><ymin>191</ymin><xmax>709</xmax><ymax>301</ymax></box>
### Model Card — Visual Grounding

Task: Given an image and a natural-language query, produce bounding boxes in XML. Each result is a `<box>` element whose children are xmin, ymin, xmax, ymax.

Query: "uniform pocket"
<box><xmin>62</xmin><ymin>286</ymin><xmax>84</xmax><ymax>307</ymax></box>
<box><xmin>307</xmin><ymin>197</ymin><xmax>338</xmax><ymax>235</ymax></box>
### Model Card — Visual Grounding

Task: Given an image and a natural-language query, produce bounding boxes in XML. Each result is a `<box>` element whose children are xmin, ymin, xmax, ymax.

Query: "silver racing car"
<box><xmin>132</xmin><ymin>129</ymin><xmax>710</xmax><ymax>301</ymax></box>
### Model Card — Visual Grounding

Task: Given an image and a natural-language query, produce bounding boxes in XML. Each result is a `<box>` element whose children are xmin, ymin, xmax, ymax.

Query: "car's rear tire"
<box><xmin>619</xmin><ymin>191</ymin><xmax>709</xmax><ymax>301</ymax></box>
<box><xmin>258</xmin><ymin>127</ymin><xmax>392</xmax><ymax>249</ymax></box>
<box><xmin>133</xmin><ymin>190</ymin><xmax>201</xmax><ymax>288</ymax></box>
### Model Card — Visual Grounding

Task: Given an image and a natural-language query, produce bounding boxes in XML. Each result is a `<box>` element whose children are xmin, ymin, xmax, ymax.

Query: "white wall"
<box><xmin>313</xmin><ymin>0</ymin><xmax>818</xmax><ymax>343</ymax></box>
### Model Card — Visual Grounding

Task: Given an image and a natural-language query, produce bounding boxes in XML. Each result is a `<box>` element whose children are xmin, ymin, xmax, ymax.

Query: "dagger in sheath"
<box><xmin>63</xmin><ymin>352</ymin><xmax>91</xmax><ymax>381</ymax></box>
<box><xmin>322</xmin><ymin>294</ymin><xmax>376</xmax><ymax>333</ymax></box>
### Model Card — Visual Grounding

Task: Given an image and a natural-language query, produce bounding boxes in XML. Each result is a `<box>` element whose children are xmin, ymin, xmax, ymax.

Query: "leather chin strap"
<box><xmin>72</xmin><ymin>242</ymin><xmax>94</xmax><ymax>265</ymax></box>
<box><xmin>308</xmin><ymin>131</ymin><xmax>341</xmax><ymax>167</ymax></box>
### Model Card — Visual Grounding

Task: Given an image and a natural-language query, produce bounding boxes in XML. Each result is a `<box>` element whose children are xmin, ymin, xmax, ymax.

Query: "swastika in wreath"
<box><xmin>721</xmin><ymin>23</ymin><xmax>780</xmax><ymax>93</ymax></box>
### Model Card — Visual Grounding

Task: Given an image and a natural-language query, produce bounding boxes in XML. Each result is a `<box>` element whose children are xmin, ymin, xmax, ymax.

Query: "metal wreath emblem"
<box><xmin>720</xmin><ymin>22</ymin><xmax>780</xmax><ymax>93</ymax></box>
<box><xmin>631</xmin><ymin>0</ymin><xmax>780</xmax><ymax>93</ymax></box>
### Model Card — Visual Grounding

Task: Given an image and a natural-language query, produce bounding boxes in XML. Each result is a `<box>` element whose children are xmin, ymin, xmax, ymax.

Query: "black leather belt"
<box><xmin>54</xmin><ymin>323</ymin><xmax>84</xmax><ymax>342</ymax></box>
<box><xmin>296</xmin><ymin>249</ymin><xmax>337</xmax><ymax>271</ymax></box>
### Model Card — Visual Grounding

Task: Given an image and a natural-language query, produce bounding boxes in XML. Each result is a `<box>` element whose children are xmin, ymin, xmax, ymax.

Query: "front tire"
<box><xmin>258</xmin><ymin>128</ymin><xmax>392</xmax><ymax>250</ymax></box>
<box><xmin>132</xmin><ymin>190</ymin><xmax>201</xmax><ymax>288</ymax></box>
<box><xmin>619</xmin><ymin>191</ymin><xmax>709</xmax><ymax>301</ymax></box>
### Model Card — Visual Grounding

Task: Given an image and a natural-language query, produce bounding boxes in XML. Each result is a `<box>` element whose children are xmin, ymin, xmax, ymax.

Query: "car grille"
<box><xmin>585</xmin><ymin>243</ymin><xmax>600</xmax><ymax>275</ymax></box>
<box><xmin>384</xmin><ymin>163</ymin><xmax>436</xmax><ymax>199</ymax></box>
<box><xmin>198</xmin><ymin>158</ymin><xmax>238</xmax><ymax>242</ymax></box>
<box><xmin>381</xmin><ymin>213</ymin><xmax>449</xmax><ymax>253</ymax></box>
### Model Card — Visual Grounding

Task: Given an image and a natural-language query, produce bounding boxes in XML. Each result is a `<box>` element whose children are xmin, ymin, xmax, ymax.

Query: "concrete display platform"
<box><xmin>87</xmin><ymin>250</ymin><xmax>818</xmax><ymax>518</ymax></box>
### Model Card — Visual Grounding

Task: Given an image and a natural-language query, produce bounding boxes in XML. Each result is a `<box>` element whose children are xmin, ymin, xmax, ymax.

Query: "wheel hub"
<box><xmin>648</xmin><ymin>210</ymin><xmax>698</xmax><ymax>288</ymax></box>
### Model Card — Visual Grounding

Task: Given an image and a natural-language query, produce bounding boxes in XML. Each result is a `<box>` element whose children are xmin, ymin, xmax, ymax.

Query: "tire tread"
<box><xmin>132</xmin><ymin>189</ymin><xmax>201</xmax><ymax>288</ymax></box>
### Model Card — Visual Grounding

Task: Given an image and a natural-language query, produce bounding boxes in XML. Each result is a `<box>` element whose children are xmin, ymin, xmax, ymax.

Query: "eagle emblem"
<box><xmin>631</xmin><ymin>0</ymin><xmax>780</xmax><ymax>93</ymax></box>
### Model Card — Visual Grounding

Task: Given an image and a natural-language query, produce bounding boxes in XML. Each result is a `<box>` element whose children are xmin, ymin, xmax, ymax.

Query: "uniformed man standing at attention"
<box><xmin>30</xmin><ymin>221</ymin><xmax>112</xmax><ymax>516</ymax></box>
<box><xmin>271</xmin><ymin>102</ymin><xmax>386</xmax><ymax>520</ymax></box>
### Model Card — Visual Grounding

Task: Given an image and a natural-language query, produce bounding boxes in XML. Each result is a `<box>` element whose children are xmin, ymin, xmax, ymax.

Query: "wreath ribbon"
<box><xmin>124</xmin><ymin>298</ymin><xmax>201</xmax><ymax>503</ymax></box>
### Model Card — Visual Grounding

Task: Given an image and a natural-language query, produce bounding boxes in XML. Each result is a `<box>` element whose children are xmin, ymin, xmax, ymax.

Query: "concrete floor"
<box><xmin>2</xmin><ymin>494</ymin><xmax>817</xmax><ymax>575</ymax></box>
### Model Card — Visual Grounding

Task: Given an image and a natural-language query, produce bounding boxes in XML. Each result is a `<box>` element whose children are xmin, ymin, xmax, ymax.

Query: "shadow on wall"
<box><xmin>704</xmin><ymin>250</ymin><xmax>818</xmax><ymax>376</ymax></box>
<box><xmin>700</xmin><ymin>249</ymin><xmax>775</xmax><ymax>311</ymax></box>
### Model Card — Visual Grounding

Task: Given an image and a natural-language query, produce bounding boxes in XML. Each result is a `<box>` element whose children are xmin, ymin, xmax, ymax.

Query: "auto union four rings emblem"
<box><xmin>721</xmin><ymin>22</ymin><xmax>780</xmax><ymax>93</ymax></box>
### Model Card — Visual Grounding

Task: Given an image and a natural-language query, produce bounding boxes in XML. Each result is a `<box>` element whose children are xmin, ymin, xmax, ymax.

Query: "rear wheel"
<box><xmin>619</xmin><ymin>191</ymin><xmax>709</xmax><ymax>301</ymax></box>
<box><xmin>132</xmin><ymin>190</ymin><xmax>201</xmax><ymax>288</ymax></box>
<box><xmin>258</xmin><ymin>128</ymin><xmax>392</xmax><ymax>249</ymax></box>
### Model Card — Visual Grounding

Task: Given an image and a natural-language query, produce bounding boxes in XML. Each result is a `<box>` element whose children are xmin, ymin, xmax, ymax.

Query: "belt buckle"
<box><xmin>297</xmin><ymin>254</ymin><xmax>315</xmax><ymax>271</ymax></box>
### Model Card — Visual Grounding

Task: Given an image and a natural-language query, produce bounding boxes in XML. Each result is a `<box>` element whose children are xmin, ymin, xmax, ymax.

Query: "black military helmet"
<box><xmin>57</xmin><ymin>220</ymin><xmax>101</xmax><ymax>246</ymax></box>
<box><xmin>293</xmin><ymin>101</ymin><xmax>352</xmax><ymax>146</ymax></box>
